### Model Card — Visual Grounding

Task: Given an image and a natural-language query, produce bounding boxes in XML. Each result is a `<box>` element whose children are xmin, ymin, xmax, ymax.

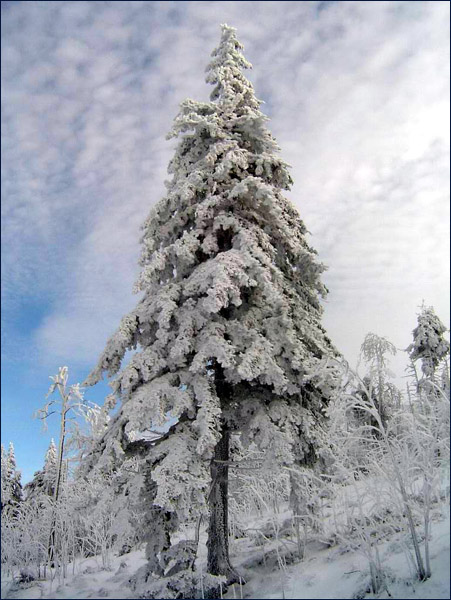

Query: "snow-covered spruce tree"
<box><xmin>24</xmin><ymin>439</ymin><xmax>57</xmax><ymax>503</ymax></box>
<box><xmin>407</xmin><ymin>304</ymin><xmax>450</xmax><ymax>386</ymax></box>
<box><xmin>44</xmin><ymin>438</ymin><xmax>57</xmax><ymax>491</ymax></box>
<box><xmin>1</xmin><ymin>442</ymin><xmax>22</xmax><ymax>511</ymax></box>
<box><xmin>86</xmin><ymin>24</ymin><xmax>337</xmax><ymax>585</ymax></box>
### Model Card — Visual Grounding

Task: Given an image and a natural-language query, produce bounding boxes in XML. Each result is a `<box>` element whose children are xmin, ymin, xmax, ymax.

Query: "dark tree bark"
<box><xmin>207</xmin><ymin>363</ymin><xmax>241</xmax><ymax>583</ymax></box>
<box><xmin>207</xmin><ymin>424</ymin><xmax>241</xmax><ymax>583</ymax></box>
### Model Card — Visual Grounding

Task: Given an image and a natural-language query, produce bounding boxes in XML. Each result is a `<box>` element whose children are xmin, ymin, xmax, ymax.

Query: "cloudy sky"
<box><xmin>2</xmin><ymin>0</ymin><xmax>449</xmax><ymax>482</ymax></box>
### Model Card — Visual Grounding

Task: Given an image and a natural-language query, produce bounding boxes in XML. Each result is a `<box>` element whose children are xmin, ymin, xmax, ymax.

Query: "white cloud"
<box><xmin>1</xmin><ymin>0</ymin><xmax>449</xmax><ymax>378</ymax></box>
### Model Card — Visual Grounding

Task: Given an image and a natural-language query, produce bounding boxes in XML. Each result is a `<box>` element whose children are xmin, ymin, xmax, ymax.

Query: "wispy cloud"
<box><xmin>2</xmin><ymin>0</ymin><xmax>449</xmax><ymax>380</ymax></box>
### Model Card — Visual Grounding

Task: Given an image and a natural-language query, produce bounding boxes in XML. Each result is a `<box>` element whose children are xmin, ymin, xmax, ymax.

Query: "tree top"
<box><xmin>206</xmin><ymin>24</ymin><xmax>260</xmax><ymax>113</ymax></box>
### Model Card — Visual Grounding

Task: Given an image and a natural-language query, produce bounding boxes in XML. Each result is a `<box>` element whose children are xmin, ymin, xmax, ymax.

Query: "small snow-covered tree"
<box><xmin>36</xmin><ymin>366</ymin><xmax>86</xmax><ymax>565</ymax></box>
<box><xmin>1</xmin><ymin>442</ymin><xmax>22</xmax><ymax>511</ymax></box>
<box><xmin>85</xmin><ymin>24</ymin><xmax>338</xmax><ymax>586</ymax></box>
<box><xmin>407</xmin><ymin>304</ymin><xmax>450</xmax><ymax>386</ymax></box>
<box><xmin>360</xmin><ymin>333</ymin><xmax>397</xmax><ymax>430</ymax></box>
<box><xmin>1</xmin><ymin>444</ymin><xmax>7</xmax><ymax>509</ymax></box>
<box><xmin>36</xmin><ymin>367</ymin><xmax>86</xmax><ymax>504</ymax></box>
<box><xmin>44</xmin><ymin>438</ymin><xmax>57</xmax><ymax>486</ymax></box>
<box><xmin>24</xmin><ymin>439</ymin><xmax>57</xmax><ymax>503</ymax></box>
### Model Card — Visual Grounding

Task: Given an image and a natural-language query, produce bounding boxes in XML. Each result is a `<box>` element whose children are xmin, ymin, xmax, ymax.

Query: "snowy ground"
<box><xmin>227</xmin><ymin>513</ymin><xmax>450</xmax><ymax>600</ymax></box>
<box><xmin>2</xmin><ymin>509</ymin><xmax>449</xmax><ymax>600</ymax></box>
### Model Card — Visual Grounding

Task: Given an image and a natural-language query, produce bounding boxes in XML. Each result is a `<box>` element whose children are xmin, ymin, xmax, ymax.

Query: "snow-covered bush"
<box><xmin>319</xmin><ymin>352</ymin><xmax>449</xmax><ymax>587</ymax></box>
<box><xmin>130</xmin><ymin>563</ymin><xmax>226</xmax><ymax>600</ymax></box>
<box><xmin>71</xmin><ymin>460</ymin><xmax>145</xmax><ymax>569</ymax></box>
<box><xmin>1</xmin><ymin>496</ymin><xmax>53</xmax><ymax>580</ymax></box>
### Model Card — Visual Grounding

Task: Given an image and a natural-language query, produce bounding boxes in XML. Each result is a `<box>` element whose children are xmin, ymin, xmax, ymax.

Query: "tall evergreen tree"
<box><xmin>86</xmin><ymin>25</ymin><xmax>338</xmax><ymax>583</ymax></box>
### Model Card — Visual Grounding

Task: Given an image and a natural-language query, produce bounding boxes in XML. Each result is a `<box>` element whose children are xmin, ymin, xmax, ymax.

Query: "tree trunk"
<box><xmin>206</xmin><ymin>362</ymin><xmax>242</xmax><ymax>583</ymax></box>
<box><xmin>48</xmin><ymin>384</ymin><xmax>68</xmax><ymax>566</ymax></box>
<box><xmin>207</xmin><ymin>423</ymin><xmax>240</xmax><ymax>583</ymax></box>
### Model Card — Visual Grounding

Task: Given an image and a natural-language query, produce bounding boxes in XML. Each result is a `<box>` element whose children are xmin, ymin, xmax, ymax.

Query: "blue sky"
<box><xmin>2</xmin><ymin>0</ymin><xmax>449</xmax><ymax>483</ymax></box>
